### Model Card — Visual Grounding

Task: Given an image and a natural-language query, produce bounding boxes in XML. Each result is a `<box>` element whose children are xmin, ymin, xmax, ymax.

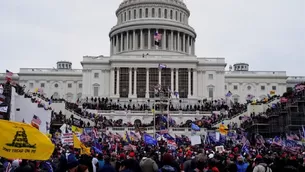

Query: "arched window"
<box><xmin>175</xmin><ymin>11</ymin><xmax>178</xmax><ymax>20</ymax></box>
<box><xmin>170</xmin><ymin>10</ymin><xmax>173</xmax><ymax>19</ymax></box>
<box><xmin>180</xmin><ymin>13</ymin><xmax>182</xmax><ymax>22</ymax></box>
<box><xmin>121</xmin><ymin>13</ymin><xmax>123</xmax><ymax>23</ymax></box>
<box><xmin>128</xmin><ymin>10</ymin><xmax>131</xmax><ymax>20</ymax></box>
<box><xmin>158</xmin><ymin>8</ymin><xmax>161</xmax><ymax>18</ymax></box>
<box><xmin>124</xmin><ymin>12</ymin><xmax>126</xmax><ymax>21</ymax></box>
<box><xmin>145</xmin><ymin>8</ymin><xmax>148</xmax><ymax>18</ymax></box>
<box><xmin>152</xmin><ymin>8</ymin><xmax>155</xmax><ymax>17</ymax></box>
<box><xmin>133</xmin><ymin>9</ymin><xmax>136</xmax><ymax>19</ymax></box>
<box><xmin>164</xmin><ymin>9</ymin><xmax>168</xmax><ymax>18</ymax></box>
<box><xmin>139</xmin><ymin>9</ymin><xmax>142</xmax><ymax>18</ymax></box>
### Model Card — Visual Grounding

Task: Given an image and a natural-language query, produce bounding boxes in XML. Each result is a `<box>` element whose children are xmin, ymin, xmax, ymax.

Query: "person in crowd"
<box><xmin>15</xmin><ymin>160</ymin><xmax>34</xmax><ymax>172</ymax></box>
<box><xmin>236</xmin><ymin>155</ymin><xmax>249</xmax><ymax>172</ymax></box>
<box><xmin>99</xmin><ymin>155</ymin><xmax>116</xmax><ymax>172</ymax></box>
<box><xmin>159</xmin><ymin>153</ymin><xmax>177</xmax><ymax>172</ymax></box>
<box><xmin>252</xmin><ymin>155</ymin><xmax>272</xmax><ymax>172</ymax></box>
<box><xmin>97</xmin><ymin>153</ymin><xmax>105</xmax><ymax>170</ymax></box>
<box><xmin>125</xmin><ymin>152</ymin><xmax>142</xmax><ymax>172</ymax></box>
<box><xmin>119</xmin><ymin>160</ymin><xmax>133</xmax><ymax>172</ymax></box>
<box><xmin>139</xmin><ymin>154</ymin><xmax>158</xmax><ymax>172</ymax></box>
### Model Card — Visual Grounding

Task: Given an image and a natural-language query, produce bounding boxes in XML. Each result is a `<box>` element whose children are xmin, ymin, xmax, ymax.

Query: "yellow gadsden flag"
<box><xmin>73</xmin><ymin>134</ymin><xmax>90</xmax><ymax>155</ymax></box>
<box><xmin>71</xmin><ymin>125</ymin><xmax>83</xmax><ymax>133</ymax></box>
<box><xmin>219</xmin><ymin>124</ymin><xmax>228</xmax><ymax>135</ymax></box>
<box><xmin>0</xmin><ymin>120</ymin><xmax>55</xmax><ymax>160</ymax></box>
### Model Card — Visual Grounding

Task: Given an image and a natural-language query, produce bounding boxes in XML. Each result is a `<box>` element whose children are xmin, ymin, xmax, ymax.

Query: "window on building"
<box><xmin>158</xmin><ymin>8</ymin><xmax>161</xmax><ymax>18</ymax></box>
<box><xmin>79</xmin><ymin>84</ymin><xmax>82</xmax><ymax>88</ymax></box>
<box><xmin>93</xmin><ymin>87</ymin><xmax>99</xmax><ymax>97</ymax></box>
<box><xmin>145</xmin><ymin>8</ymin><xmax>148</xmax><ymax>17</ymax></box>
<box><xmin>133</xmin><ymin>9</ymin><xmax>136</xmax><ymax>19</ymax></box>
<box><xmin>261</xmin><ymin>85</ymin><xmax>265</xmax><ymax>90</ymax></box>
<box><xmin>29</xmin><ymin>83</ymin><xmax>34</xmax><ymax>88</ymax></box>
<box><xmin>68</xmin><ymin>83</ymin><xmax>72</xmax><ymax>88</ymax></box>
<box><xmin>164</xmin><ymin>9</ymin><xmax>168</xmax><ymax>18</ymax></box>
<box><xmin>175</xmin><ymin>11</ymin><xmax>178</xmax><ymax>20</ymax></box>
<box><xmin>170</xmin><ymin>10</ymin><xmax>173</xmax><ymax>19</ymax></box>
<box><xmin>139</xmin><ymin>9</ymin><xmax>142</xmax><ymax>18</ymax></box>
<box><xmin>272</xmin><ymin>86</ymin><xmax>277</xmax><ymax>90</ymax></box>
<box><xmin>121</xmin><ymin>13</ymin><xmax>123</xmax><ymax>23</ymax></box>
<box><xmin>94</xmin><ymin>73</ymin><xmax>99</xmax><ymax>78</ymax></box>
<box><xmin>124</xmin><ymin>12</ymin><xmax>126</xmax><ymax>21</ymax></box>
<box><xmin>208</xmin><ymin>87</ymin><xmax>214</xmax><ymax>98</ymax></box>
<box><xmin>152</xmin><ymin>8</ymin><xmax>155</xmax><ymax>17</ymax></box>
<box><xmin>208</xmin><ymin>74</ymin><xmax>213</xmax><ymax>79</ymax></box>
<box><xmin>128</xmin><ymin>10</ymin><xmax>131</xmax><ymax>20</ymax></box>
<box><xmin>54</xmin><ymin>83</ymin><xmax>58</xmax><ymax>88</ymax></box>
<box><xmin>40</xmin><ymin>83</ymin><xmax>45</xmax><ymax>88</ymax></box>
<box><xmin>247</xmin><ymin>86</ymin><xmax>251</xmax><ymax>90</ymax></box>
<box><xmin>234</xmin><ymin>85</ymin><xmax>238</xmax><ymax>90</ymax></box>
<box><xmin>180</xmin><ymin>13</ymin><xmax>182</xmax><ymax>21</ymax></box>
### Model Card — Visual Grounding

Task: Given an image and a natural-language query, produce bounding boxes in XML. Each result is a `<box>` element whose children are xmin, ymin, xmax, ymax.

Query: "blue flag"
<box><xmin>144</xmin><ymin>134</ymin><xmax>157</xmax><ymax>146</ymax></box>
<box><xmin>191</xmin><ymin>123</ymin><xmax>200</xmax><ymax>131</ymax></box>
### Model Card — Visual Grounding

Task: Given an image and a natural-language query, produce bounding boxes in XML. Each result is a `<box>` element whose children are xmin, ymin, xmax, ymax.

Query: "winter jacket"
<box><xmin>253</xmin><ymin>163</ymin><xmax>272</xmax><ymax>172</ymax></box>
<box><xmin>139</xmin><ymin>158</ymin><xmax>158</xmax><ymax>172</ymax></box>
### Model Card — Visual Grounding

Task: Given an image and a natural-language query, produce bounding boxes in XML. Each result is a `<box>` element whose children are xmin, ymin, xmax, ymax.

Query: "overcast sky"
<box><xmin>0</xmin><ymin>0</ymin><xmax>304</xmax><ymax>76</ymax></box>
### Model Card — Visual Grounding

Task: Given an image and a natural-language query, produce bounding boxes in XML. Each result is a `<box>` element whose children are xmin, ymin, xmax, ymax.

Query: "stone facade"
<box><xmin>0</xmin><ymin>0</ymin><xmax>302</xmax><ymax>104</ymax></box>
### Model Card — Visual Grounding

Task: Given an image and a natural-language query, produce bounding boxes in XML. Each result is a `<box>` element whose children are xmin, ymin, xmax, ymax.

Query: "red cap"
<box><xmin>120</xmin><ymin>153</ymin><xmax>125</xmax><ymax>159</ymax></box>
<box><xmin>129</xmin><ymin>152</ymin><xmax>135</xmax><ymax>158</ymax></box>
<box><xmin>256</xmin><ymin>154</ymin><xmax>262</xmax><ymax>159</ymax></box>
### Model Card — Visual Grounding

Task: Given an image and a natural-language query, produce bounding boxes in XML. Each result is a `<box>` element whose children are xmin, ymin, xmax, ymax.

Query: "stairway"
<box><xmin>212</xmin><ymin>97</ymin><xmax>280</xmax><ymax>128</ymax></box>
<box><xmin>64</xmin><ymin>108</ymin><xmax>95</xmax><ymax>126</ymax></box>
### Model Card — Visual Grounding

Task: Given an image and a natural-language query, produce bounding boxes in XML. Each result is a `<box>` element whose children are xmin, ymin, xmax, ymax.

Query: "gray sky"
<box><xmin>0</xmin><ymin>0</ymin><xmax>304</xmax><ymax>76</ymax></box>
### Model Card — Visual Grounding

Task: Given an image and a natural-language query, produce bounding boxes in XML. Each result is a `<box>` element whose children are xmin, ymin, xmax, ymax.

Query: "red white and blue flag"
<box><xmin>31</xmin><ymin>114</ymin><xmax>42</xmax><ymax>125</ymax></box>
<box><xmin>154</xmin><ymin>32</ymin><xmax>162</xmax><ymax>46</ymax></box>
<box><xmin>5</xmin><ymin>70</ymin><xmax>13</xmax><ymax>81</ymax></box>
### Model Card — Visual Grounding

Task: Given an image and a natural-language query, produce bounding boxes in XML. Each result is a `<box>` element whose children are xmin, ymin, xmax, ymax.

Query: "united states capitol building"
<box><xmin>1</xmin><ymin>0</ymin><xmax>304</xmax><ymax>104</ymax></box>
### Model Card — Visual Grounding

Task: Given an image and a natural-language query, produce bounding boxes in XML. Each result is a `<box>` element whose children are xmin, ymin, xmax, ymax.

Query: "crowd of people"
<box><xmin>2</xmin><ymin>80</ymin><xmax>304</xmax><ymax>172</ymax></box>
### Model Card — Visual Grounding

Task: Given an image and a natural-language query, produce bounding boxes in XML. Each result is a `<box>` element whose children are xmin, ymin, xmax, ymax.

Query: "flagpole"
<box><xmin>153</xmin><ymin>103</ymin><xmax>156</xmax><ymax>139</ymax></box>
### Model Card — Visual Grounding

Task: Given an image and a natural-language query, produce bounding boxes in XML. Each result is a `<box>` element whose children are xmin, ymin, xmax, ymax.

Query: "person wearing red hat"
<box><xmin>252</xmin><ymin>155</ymin><xmax>272</xmax><ymax>172</ymax></box>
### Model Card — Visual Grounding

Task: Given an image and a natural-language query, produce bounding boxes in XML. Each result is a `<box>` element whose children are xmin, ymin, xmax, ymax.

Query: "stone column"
<box><xmin>110</xmin><ymin>68</ymin><xmax>115</xmax><ymax>96</ymax></box>
<box><xmin>170</xmin><ymin>30</ymin><xmax>174</xmax><ymax>51</ymax></box>
<box><xmin>126</xmin><ymin>31</ymin><xmax>129</xmax><ymax>51</ymax></box>
<box><xmin>110</xmin><ymin>38</ymin><xmax>113</xmax><ymax>55</ymax></box>
<box><xmin>116</xmin><ymin>34</ymin><xmax>119</xmax><ymax>52</ymax></box>
<box><xmin>163</xmin><ymin>30</ymin><xmax>166</xmax><ymax>50</ymax></box>
<box><xmin>120</xmin><ymin>33</ymin><xmax>123</xmax><ymax>52</ymax></box>
<box><xmin>145</xmin><ymin>68</ymin><xmax>150</xmax><ymax>98</ymax></box>
<box><xmin>175</xmin><ymin>69</ymin><xmax>179</xmax><ymax>92</ymax></box>
<box><xmin>193</xmin><ymin>68</ymin><xmax>197</xmax><ymax>97</ymax></box>
<box><xmin>188</xmin><ymin>68</ymin><xmax>191</xmax><ymax>98</ymax></box>
<box><xmin>171</xmin><ymin>68</ymin><xmax>174</xmax><ymax>91</ymax></box>
<box><xmin>148</xmin><ymin>29</ymin><xmax>151</xmax><ymax>49</ymax></box>
<box><xmin>133</xmin><ymin>30</ymin><xmax>136</xmax><ymax>50</ymax></box>
<box><xmin>182</xmin><ymin>33</ymin><xmax>186</xmax><ymax>52</ymax></box>
<box><xmin>140</xmin><ymin>29</ymin><xmax>143</xmax><ymax>49</ymax></box>
<box><xmin>128</xmin><ymin>68</ymin><xmax>132</xmax><ymax>97</ymax></box>
<box><xmin>116</xmin><ymin>68</ymin><xmax>120</xmax><ymax>97</ymax></box>
<box><xmin>177</xmin><ymin>32</ymin><xmax>180</xmax><ymax>51</ymax></box>
<box><xmin>186</xmin><ymin>35</ymin><xmax>189</xmax><ymax>54</ymax></box>
<box><xmin>134</xmin><ymin>68</ymin><xmax>137</xmax><ymax>97</ymax></box>
<box><xmin>193</xmin><ymin>38</ymin><xmax>195</xmax><ymax>55</ymax></box>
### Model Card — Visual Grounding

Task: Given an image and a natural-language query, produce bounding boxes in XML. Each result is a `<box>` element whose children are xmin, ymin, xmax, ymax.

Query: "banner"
<box><xmin>0</xmin><ymin>120</ymin><xmax>55</xmax><ymax>160</ymax></box>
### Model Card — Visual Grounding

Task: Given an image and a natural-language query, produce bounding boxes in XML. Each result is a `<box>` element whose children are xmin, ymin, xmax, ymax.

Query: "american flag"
<box><xmin>154</xmin><ymin>32</ymin><xmax>162</xmax><ymax>41</ymax></box>
<box><xmin>5</xmin><ymin>70</ymin><xmax>13</xmax><ymax>81</ymax></box>
<box><xmin>32</xmin><ymin>114</ymin><xmax>41</xmax><ymax>125</ymax></box>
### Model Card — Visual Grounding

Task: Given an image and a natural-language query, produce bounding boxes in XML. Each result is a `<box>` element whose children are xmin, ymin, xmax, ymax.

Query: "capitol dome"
<box><xmin>109</xmin><ymin>0</ymin><xmax>197</xmax><ymax>56</ymax></box>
